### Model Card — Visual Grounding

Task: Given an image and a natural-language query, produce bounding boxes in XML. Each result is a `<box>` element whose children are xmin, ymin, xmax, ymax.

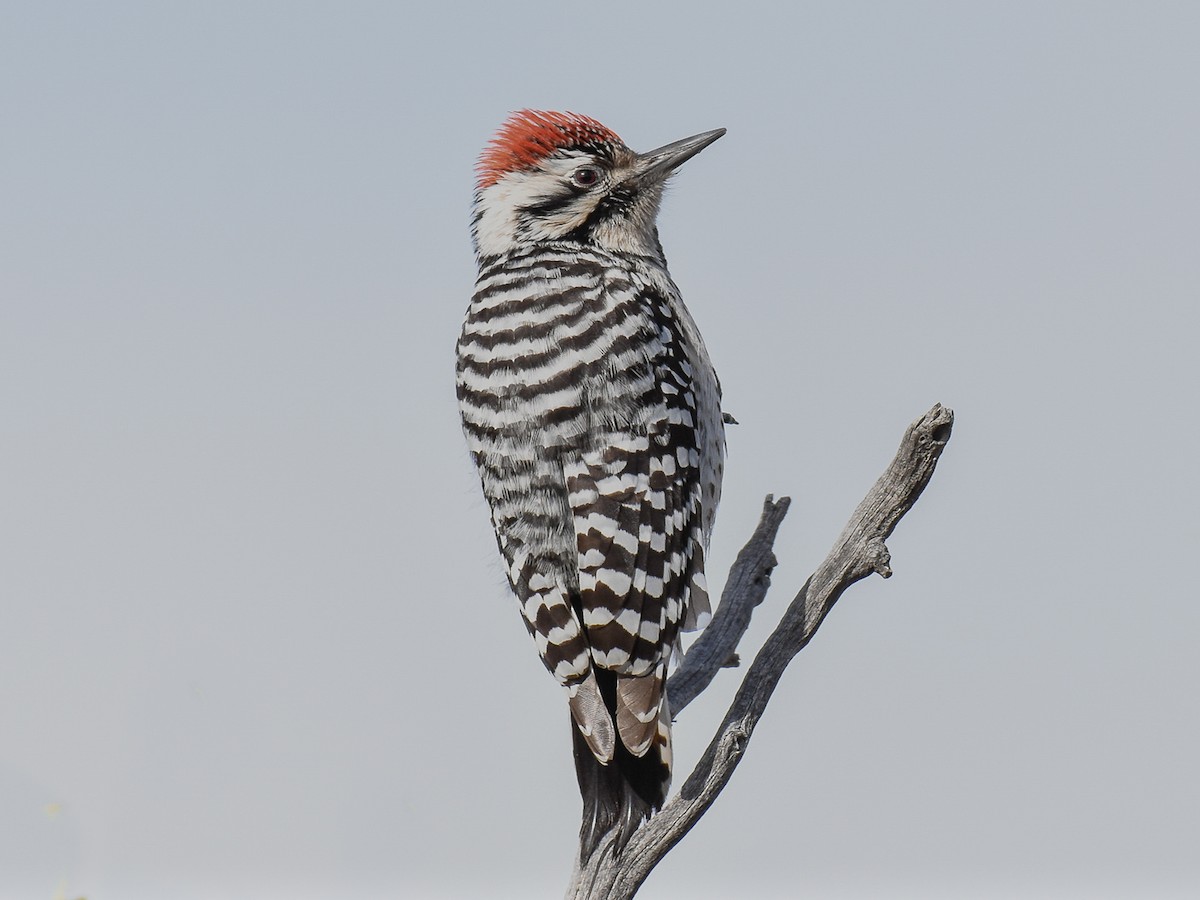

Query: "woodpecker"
<box><xmin>456</xmin><ymin>110</ymin><xmax>726</xmax><ymax>855</ymax></box>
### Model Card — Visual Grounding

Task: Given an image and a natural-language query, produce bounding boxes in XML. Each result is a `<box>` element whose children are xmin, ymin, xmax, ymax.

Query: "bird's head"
<box><xmin>471</xmin><ymin>110</ymin><xmax>724</xmax><ymax>263</ymax></box>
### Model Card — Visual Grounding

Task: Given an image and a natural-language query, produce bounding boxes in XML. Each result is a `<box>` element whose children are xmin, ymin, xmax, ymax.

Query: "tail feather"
<box><xmin>567</xmin><ymin>671</ymin><xmax>615</xmax><ymax>762</ymax></box>
<box><xmin>615</xmin><ymin>667</ymin><xmax>666</xmax><ymax>756</ymax></box>
<box><xmin>572</xmin><ymin>667</ymin><xmax>671</xmax><ymax>861</ymax></box>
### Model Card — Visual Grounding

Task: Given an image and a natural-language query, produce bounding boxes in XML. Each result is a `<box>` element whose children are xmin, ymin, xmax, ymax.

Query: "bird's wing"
<box><xmin>565</xmin><ymin>295</ymin><xmax>711</xmax><ymax>755</ymax></box>
<box><xmin>505</xmin><ymin>541</ymin><xmax>616</xmax><ymax>763</ymax></box>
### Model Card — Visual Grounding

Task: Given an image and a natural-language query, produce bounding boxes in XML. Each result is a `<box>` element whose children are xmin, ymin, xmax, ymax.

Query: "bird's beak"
<box><xmin>633</xmin><ymin>127</ymin><xmax>726</xmax><ymax>184</ymax></box>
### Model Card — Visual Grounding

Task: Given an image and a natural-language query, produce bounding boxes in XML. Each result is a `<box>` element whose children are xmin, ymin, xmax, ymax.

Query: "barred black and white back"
<box><xmin>456</xmin><ymin>111</ymin><xmax>725</xmax><ymax>855</ymax></box>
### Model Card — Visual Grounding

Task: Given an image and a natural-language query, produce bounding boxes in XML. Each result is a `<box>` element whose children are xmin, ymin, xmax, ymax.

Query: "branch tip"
<box><xmin>922</xmin><ymin>404</ymin><xmax>954</xmax><ymax>445</ymax></box>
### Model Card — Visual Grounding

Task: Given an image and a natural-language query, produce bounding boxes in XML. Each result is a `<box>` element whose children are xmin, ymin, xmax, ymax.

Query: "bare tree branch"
<box><xmin>566</xmin><ymin>403</ymin><xmax>954</xmax><ymax>900</ymax></box>
<box><xmin>667</xmin><ymin>494</ymin><xmax>791</xmax><ymax>716</ymax></box>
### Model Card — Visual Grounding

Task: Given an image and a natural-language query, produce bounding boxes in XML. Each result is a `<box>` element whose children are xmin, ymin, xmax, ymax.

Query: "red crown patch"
<box><xmin>477</xmin><ymin>110</ymin><xmax>623</xmax><ymax>189</ymax></box>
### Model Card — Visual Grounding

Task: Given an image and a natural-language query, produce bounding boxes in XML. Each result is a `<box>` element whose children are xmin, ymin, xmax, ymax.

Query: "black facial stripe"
<box><xmin>522</xmin><ymin>192</ymin><xmax>577</xmax><ymax>218</ymax></box>
<box><xmin>561</xmin><ymin>184</ymin><xmax>637</xmax><ymax>244</ymax></box>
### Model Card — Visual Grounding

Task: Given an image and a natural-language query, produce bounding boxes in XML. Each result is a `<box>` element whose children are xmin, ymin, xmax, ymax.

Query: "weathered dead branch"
<box><xmin>566</xmin><ymin>403</ymin><xmax>954</xmax><ymax>899</ymax></box>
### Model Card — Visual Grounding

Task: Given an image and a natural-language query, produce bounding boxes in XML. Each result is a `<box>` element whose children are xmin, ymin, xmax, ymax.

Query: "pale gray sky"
<box><xmin>2</xmin><ymin>2</ymin><xmax>1198</xmax><ymax>898</ymax></box>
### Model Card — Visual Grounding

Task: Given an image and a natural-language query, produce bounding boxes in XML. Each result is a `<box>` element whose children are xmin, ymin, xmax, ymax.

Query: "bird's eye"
<box><xmin>572</xmin><ymin>167</ymin><xmax>600</xmax><ymax>187</ymax></box>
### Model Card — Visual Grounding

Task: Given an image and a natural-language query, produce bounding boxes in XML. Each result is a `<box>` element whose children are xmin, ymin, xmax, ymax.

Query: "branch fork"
<box><xmin>565</xmin><ymin>403</ymin><xmax>954</xmax><ymax>900</ymax></box>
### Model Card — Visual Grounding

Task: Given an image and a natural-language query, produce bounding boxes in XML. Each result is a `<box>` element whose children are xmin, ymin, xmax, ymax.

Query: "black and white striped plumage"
<box><xmin>456</xmin><ymin>111</ymin><xmax>725</xmax><ymax>852</ymax></box>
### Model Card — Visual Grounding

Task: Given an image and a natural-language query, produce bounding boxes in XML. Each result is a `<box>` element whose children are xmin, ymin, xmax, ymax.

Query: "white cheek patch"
<box><xmin>473</xmin><ymin>155</ymin><xmax>605</xmax><ymax>256</ymax></box>
<box><xmin>473</xmin><ymin>180</ymin><xmax>523</xmax><ymax>258</ymax></box>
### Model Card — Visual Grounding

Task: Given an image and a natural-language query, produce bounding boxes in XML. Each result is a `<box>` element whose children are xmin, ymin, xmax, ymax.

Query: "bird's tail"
<box><xmin>571</xmin><ymin>666</ymin><xmax>672</xmax><ymax>861</ymax></box>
